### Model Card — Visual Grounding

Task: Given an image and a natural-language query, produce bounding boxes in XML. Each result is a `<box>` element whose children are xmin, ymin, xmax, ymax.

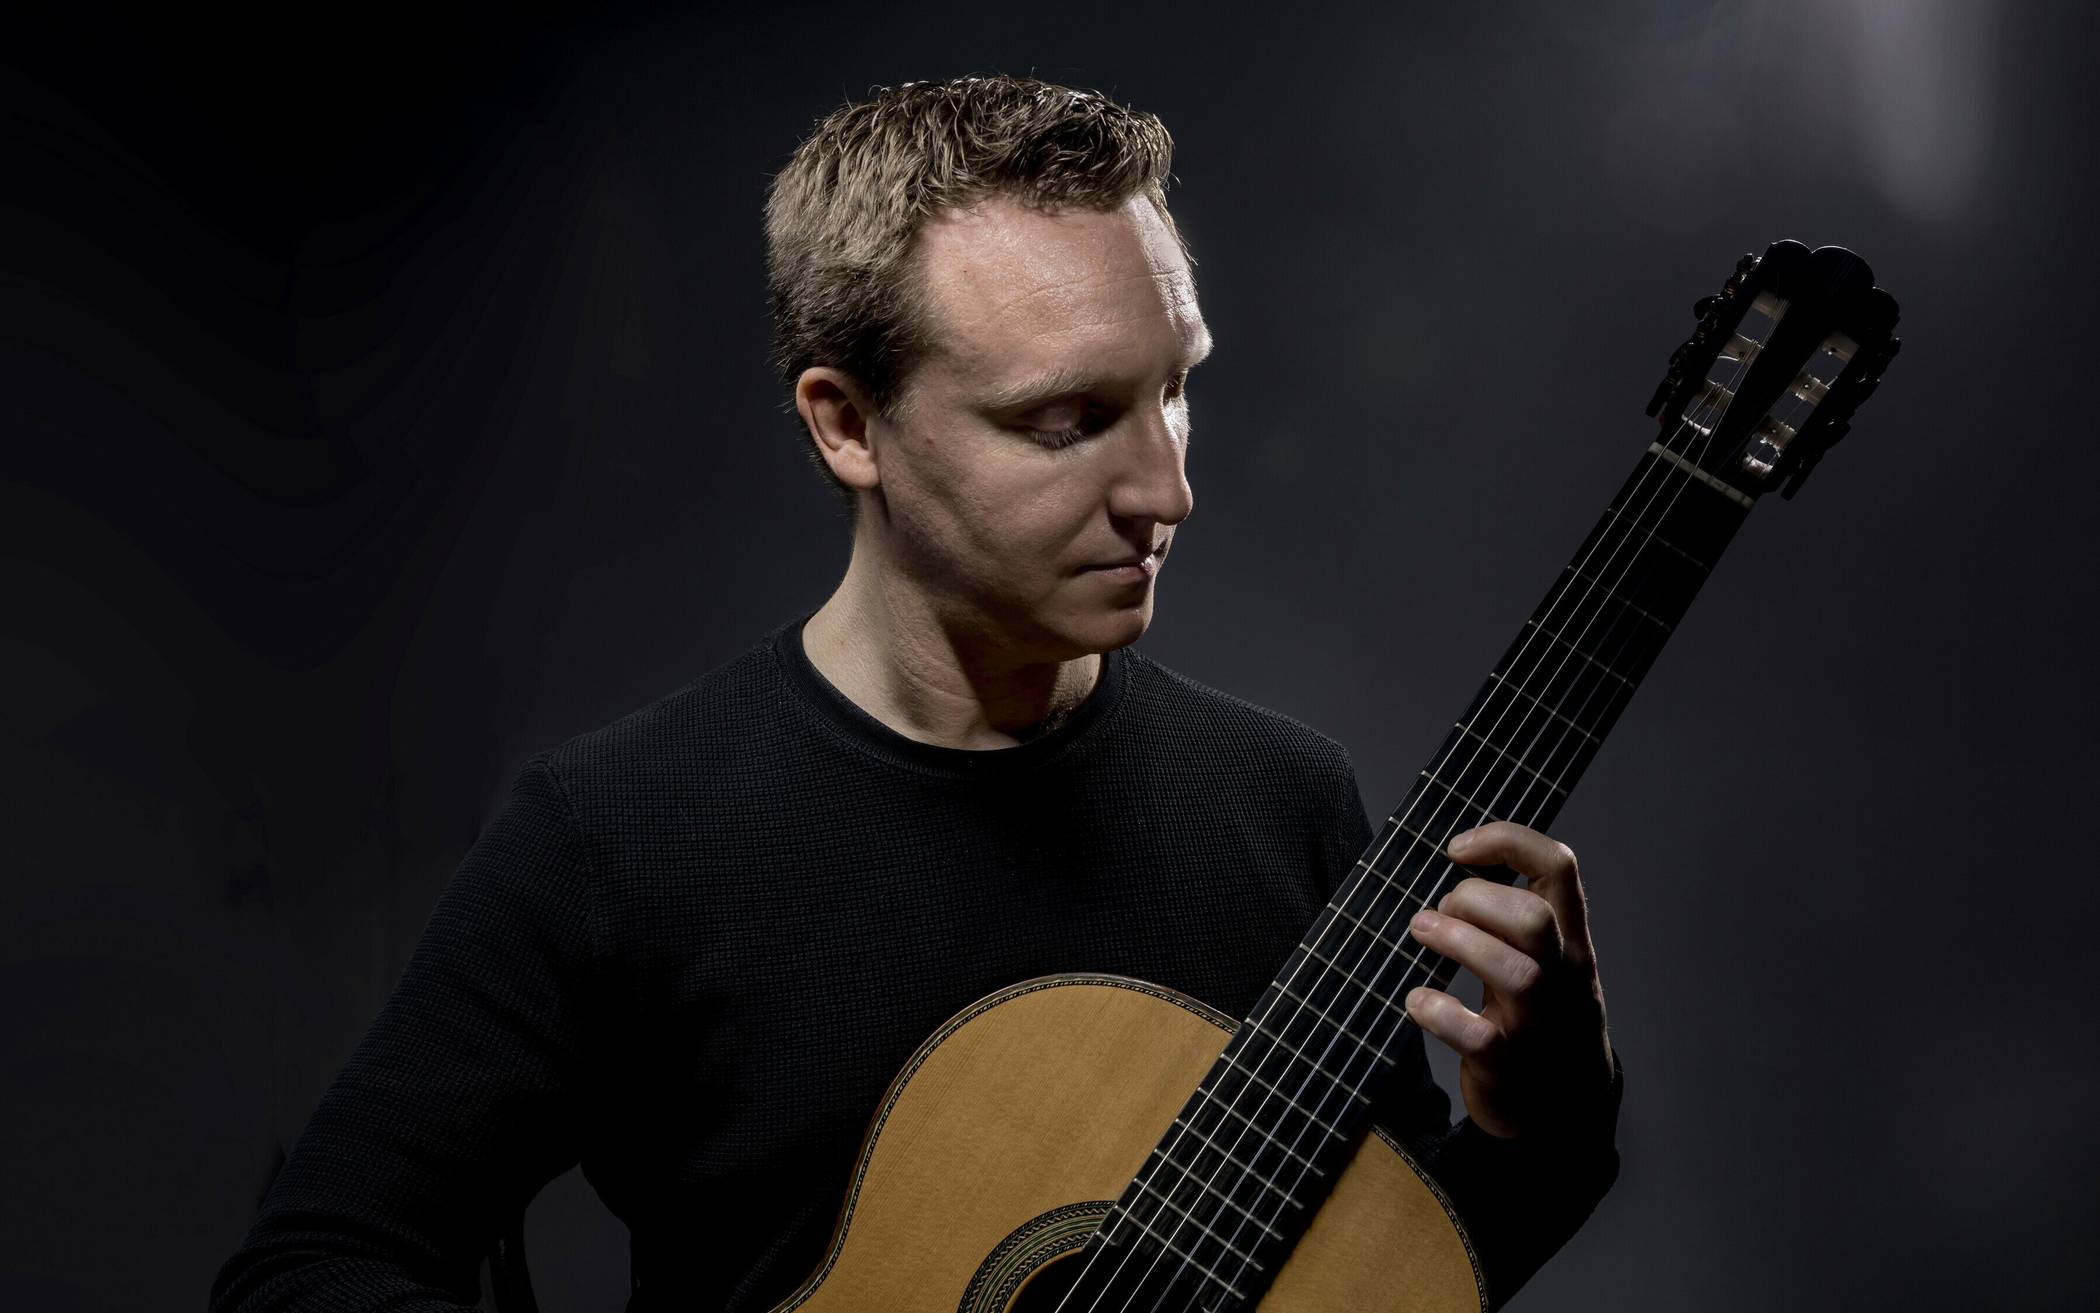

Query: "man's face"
<box><xmin>870</xmin><ymin>191</ymin><xmax>1209</xmax><ymax>661</ymax></box>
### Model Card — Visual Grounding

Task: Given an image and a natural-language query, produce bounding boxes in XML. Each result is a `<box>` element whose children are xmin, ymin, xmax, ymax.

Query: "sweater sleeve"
<box><xmin>209</xmin><ymin>753</ymin><xmax>606</xmax><ymax>1312</ymax></box>
<box><xmin>1308</xmin><ymin>738</ymin><xmax>1622</xmax><ymax>1311</ymax></box>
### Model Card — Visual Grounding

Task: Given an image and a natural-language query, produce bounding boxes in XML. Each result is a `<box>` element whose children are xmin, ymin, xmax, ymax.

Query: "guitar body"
<box><xmin>768</xmin><ymin>975</ymin><xmax>1486</xmax><ymax>1312</ymax></box>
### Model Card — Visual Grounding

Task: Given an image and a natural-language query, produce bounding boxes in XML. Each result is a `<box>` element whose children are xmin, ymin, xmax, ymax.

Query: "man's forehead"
<box><xmin>917</xmin><ymin>196</ymin><xmax>1204</xmax><ymax>375</ymax></box>
<box><xmin>969</xmin><ymin>321</ymin><xmax>1214</xmax><ymax>413</ymax></box>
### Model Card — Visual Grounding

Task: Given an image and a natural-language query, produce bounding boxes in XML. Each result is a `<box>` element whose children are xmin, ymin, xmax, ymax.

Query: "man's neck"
<box><xmin>801</xmin><ymin>554</ymin><xmax>1102</xmax><ymax>752</ymax></box>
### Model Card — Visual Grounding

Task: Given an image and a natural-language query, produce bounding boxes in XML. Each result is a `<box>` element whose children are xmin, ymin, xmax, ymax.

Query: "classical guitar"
<box><xmin>768</xmin><ymin>241</ymin><xmax>1902</xmax><ymax>1312</ymax></box>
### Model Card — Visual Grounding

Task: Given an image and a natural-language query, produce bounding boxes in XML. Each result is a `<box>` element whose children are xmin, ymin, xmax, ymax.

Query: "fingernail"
<box><xmin>1406</xmin><ymin>988</ymin><xmax>1428</xmax><ymax>1011</ymax></box>
<box><xmin>1411</xmin><ymin>909</ymin><xmax>1439</xmax><ymax>932</ymax></box>
<box><xmin>1446</xmin><ymin>829</ymin><xmax>1474</xmax><ymax>856</ymax></box>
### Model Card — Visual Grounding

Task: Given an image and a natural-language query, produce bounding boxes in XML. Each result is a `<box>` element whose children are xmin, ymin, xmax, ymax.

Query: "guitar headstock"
<box><xmin>1645</xmin><ymin>240</ymin><xmax>1901</xmax><ymax>501</ymax></box>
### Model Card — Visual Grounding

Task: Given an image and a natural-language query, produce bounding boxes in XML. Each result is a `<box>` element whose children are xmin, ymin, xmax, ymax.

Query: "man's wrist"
<box><xmin>1456</xmin><ymin>1045</ymin><xmax>1624</xmax><ymax>1155</ymax></box>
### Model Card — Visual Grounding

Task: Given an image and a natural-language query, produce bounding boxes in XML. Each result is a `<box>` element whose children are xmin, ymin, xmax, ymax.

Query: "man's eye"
<box><xmin>1028</xmin><ymin>422</ymin><xmax>1092</xmax><ymax>449</ymax></box>
<box><xmin>1023</xmin><ymin>404</ymin><xmax>1107</xmax><ymax>448</ymax></box>
<box><xmin>1024</xmin><ymin>378</ymin><xmax>1186</xmax><ymax>447</ymax></box>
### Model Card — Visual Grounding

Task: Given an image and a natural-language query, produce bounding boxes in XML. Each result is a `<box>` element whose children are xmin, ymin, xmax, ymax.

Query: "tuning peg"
<box><xmin>1693</xmin><ymin>295</ymin><xmax>1718</xmax><ymax>318</ymax></box>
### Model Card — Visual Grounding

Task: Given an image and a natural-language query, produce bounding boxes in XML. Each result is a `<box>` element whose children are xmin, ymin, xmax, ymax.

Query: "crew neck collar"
<box><xmin>770</xmin><ymin>610</ymin><xmax>1130</xmax><ymax>780</ymax></box>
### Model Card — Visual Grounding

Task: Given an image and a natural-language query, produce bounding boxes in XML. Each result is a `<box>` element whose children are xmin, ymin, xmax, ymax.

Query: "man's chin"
<box><xmin>1056</xmin><ymin>596</ymin><xmax>1154</xmax><ymax>652</ymax></box>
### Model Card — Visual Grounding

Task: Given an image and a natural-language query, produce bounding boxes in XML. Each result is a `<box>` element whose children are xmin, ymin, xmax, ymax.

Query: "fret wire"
<box><xmin>1352</xmin><ymin>861</ymin><xmax>1453</xmax><ymax>932</ymax></box>
<box><xmin>1434</xmin><ymin>699</ymin><xmax>1615</xmax><ymax>822</ymax></box>
<box><xmin>1136</xmin><ymin>1149</ymin><xmax>1290</xmax><ymax>1237</ymax></box>
<box><xmin>1575</xmin><ymin>479</ymin><xmax>1729</xmax><ymax>628</ymax></box>
<box><xmin>1124</xmin><ymin>1174</ymin><xmax>1268</xmax><ymax>1269</ymax></box>
<box><xmin>1451</xmin><ymin>719</ymin><xmax>1568</xmax><ymax>796</ymax></box>
<box><xmin>1409</xmin><ymin>786</ymin><xmax>1504</xmax><ymax>853</ymax></box>
<box><xmin>1600</xmin><ymin>463</ymin><xmax>1721</xmax><ymax>572</ymax></box>
<box><xmin>1285</xmin><ymin>907</ymin><xmax>1453</xmax><ymax>1020</ymax></box>
<box><xmin>1483</xmin><ymin>547</ymin><xmax>1672</xmax><ymax>808</ymax></box>
<box><xmin>1373</xmin><ymin>819</ymin><xmax>1464</xmax><ymax>877</ymax></box>
<box><xmin>1293</xmin><ymin>920</ymin><xmax>1444</xmax><ymax>1046</ymax></box>
<box><xmin>1173</xmin><ymin>1110</ymin><xmax>1326</xmax><ymax>1177</ymax></box>
<box><xmin>1485</xmin><ymin>654</ymin><xmax>1636</xmax><ymax>767</ymax></box>
<box><xmin>1607</xmin><ymin>511</ymin><xmax>1713</xmax><ymax>574</ymax></box>
<box><xmin>1146</xmin><ymin>1144</ymin><xmax>1305</xmax><ymax>1213</ymax></box>
<box><xmin>1103</xmin><ymin>1205</ymin><xmax>1248</xmax><ymax>1300</ymax></box>
<box><xmin>1297</xmin><ymin>942</ymin><xmax>1407</xmax><ymax>1021</ymax></box>
<box><xmin>1490</xmin><ymin>613</ymin><xmax>1656</xmax><ymax>771</ymax></box>
<box><xmin>1523</xmin><ymin>617</ymin><xmax>1634</xmax><ymax>687</ymax></box>
<box><xmin>1563</xmin><ymin>564</ymin><xmax>1675</xmax><ymax>632</ymax></box>
<box><xmin>1490</xmin><ymin>648</ymin><xmax>1645</xmax><ymax>808</ymax></box>
<box><xmin>1475</xmin><ymin>541</ymin><xmax>1656</xmax><ymax>780</ymax></box>
<box><xmin>1216</xmin><ymin>1053</ymin><xmax>1349</xmax><ymax>1140</ymax></box>
<box><xmin>1335</xmin><ymin>899</ymin><xmax>1453</xmax><ymax>991</ymax></box>
<box><xmin>1347</xmin><ymin>854</ymin><xmax>1470</xmax><ymax>987</ymax></box>
<box><xmin>1581</xmin><ymin>484</ymin><xmax>1694</xmax><ymax>567</ymax></box>
<box><xmin>1484</xmin><ymin>672</ymin><xmax>1601</xmax><ymax>745</ymax></box>
<box><xmin>1239</xmin><ymin>1016</ymin><xmax>1374</xmax><ymax>1107</ymax></box>
<box><xmin>1271</xmin><ymin>979</ymin><xmax>1388</xmax><ymax>1053</ymax></box>
<box><xmin>1330</xmin><ymin>893</ymin><xmax>1411</xmax><ymax>953</ymax></box>
<box><xmin>1416</xmin><ymin>768</ymin><xmax>1504</xmax><ymax>824</ymax></box>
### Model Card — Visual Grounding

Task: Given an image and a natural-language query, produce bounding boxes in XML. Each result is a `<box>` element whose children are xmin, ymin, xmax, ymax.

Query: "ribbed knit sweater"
<box><xmin>210</xmin><ymin>612</ymin><xmax>1621</xmax><ymax>1312</ymax></box>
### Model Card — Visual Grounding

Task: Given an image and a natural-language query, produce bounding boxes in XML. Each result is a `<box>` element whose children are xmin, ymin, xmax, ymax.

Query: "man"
<box><xmin>211</xmin><ymin>74</ymin><xmax>1620</xmax><ymax>1312</ymax></box>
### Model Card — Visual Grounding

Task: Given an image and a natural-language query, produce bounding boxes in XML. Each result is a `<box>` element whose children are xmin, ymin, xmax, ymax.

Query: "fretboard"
<box><xmin>1093</xmin><ymin>429</ymin><xmax>1756</xmax><ymax>1308</ymax></box>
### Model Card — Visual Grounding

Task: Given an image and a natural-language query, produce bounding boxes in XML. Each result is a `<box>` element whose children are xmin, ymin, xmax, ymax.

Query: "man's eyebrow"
<box><xmin>979</xmin><ymin>331</ymin><xmax>1215</xmax><ymax>411</ymax></box>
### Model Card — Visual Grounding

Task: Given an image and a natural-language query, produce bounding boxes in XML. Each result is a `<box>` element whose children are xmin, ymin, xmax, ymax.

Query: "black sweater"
<box><xmin>211</xmin><ymin>613</ymin><xmax>1621</xmax><ymax>1312</ymax></box>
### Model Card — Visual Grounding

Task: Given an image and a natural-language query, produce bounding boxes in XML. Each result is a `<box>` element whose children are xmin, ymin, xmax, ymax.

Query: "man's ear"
<box><xmin>796</xmin><ymin>366</ymin><xmax>883</xmax><ymax>494</ymax></box>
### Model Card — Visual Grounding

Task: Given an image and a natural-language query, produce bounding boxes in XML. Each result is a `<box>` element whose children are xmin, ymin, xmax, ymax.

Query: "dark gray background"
<box><xmin>5</xmin><ymin>2</ymin><xmax>2096</xmax><ymax>1309</ymax></box>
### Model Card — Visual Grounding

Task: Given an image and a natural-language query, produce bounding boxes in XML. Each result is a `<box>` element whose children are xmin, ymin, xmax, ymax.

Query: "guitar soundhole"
<box><xmin>958</xmin><ymin>1201</ymin><xmax>1110</xmax><ymax>1313</ymax></box>
<box><xmin>1003</xmin><ymin>1251</ymin><xmax>1084</xmax><ymax>1312</ymax></box>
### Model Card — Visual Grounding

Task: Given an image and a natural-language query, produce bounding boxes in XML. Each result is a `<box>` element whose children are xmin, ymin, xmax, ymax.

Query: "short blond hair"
<box><xmin>763</xmin><ymin>74</ymin><xmax>1192</xmax><ymax>512</ymax></box>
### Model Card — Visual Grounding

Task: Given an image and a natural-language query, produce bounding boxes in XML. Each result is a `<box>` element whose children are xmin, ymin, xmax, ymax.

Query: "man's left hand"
<box><xmin>1402</xmin><ymin>820</ymin><xmax>1615</xmax><ymax>1141</ymax></box>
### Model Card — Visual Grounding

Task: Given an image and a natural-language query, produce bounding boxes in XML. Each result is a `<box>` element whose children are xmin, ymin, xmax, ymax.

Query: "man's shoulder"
<box><xmin>1122</xmin><ymin>648</ymin><xmax>1355</xmax><ymax>779</ymax></box>
<box><xmin>536</xmin><ymin>624</ymin><xmax>793</xmax><ymax>791</ymax></box>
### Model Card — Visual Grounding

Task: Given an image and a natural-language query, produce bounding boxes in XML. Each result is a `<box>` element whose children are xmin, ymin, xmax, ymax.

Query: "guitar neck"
<box><xmin>1396</xmin><ymin>435</ymin><xmax>1753</xmax><ymax>853</ymax></box>
<box><xmin>1102</xmin><ymin>431</ymin><xmax>1756</xmax><ymax>1305</ymax></box>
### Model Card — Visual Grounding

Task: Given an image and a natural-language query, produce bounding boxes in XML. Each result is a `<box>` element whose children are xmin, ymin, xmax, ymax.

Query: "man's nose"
<box><xmin>1106</xmin><ymin>404</ymin><xmax>1195</xmax><ymax>526</ymax></box>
